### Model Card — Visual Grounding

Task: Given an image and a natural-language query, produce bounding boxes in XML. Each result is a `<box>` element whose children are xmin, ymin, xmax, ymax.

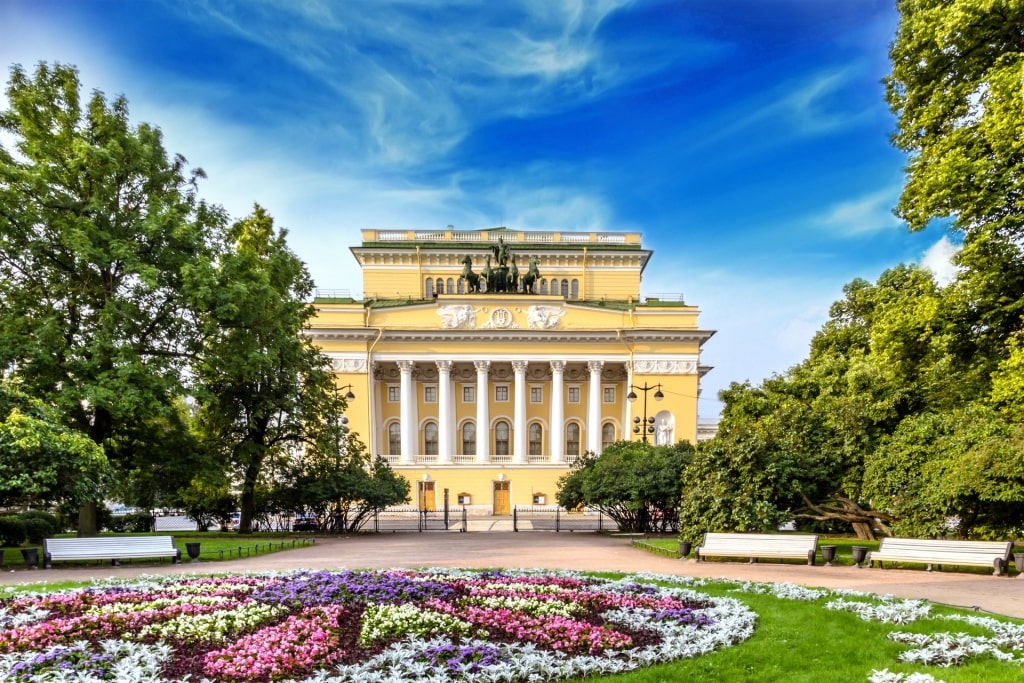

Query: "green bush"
<box><xmin>105</xmin><ymin>511</ymin><xmax>155</xmax><ymax>533</ymax></box>
<box><xmin>17</xmin><ymin>511</ymin><xmax>59</xmax><ymax>539</ymax></box>
<box><xmin>20</xmin><ymin>518</ymin><xmax>50</xmax><ymax>544</ymax></box>
<box><xmin>0</xmin><ymin>516</ymin><xmax>26</xmax><ymax>546</ymax></box>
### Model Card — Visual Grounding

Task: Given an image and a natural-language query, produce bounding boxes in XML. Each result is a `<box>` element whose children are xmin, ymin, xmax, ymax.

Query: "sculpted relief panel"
<box><xmin>632</xmin><ymin>359</ymin><xmax>698</xmax><ymax>375</ymax></box>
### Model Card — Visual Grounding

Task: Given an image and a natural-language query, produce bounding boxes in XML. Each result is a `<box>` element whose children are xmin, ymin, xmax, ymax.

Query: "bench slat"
<box><xmin>44</xmin><ymin>536</ymin><xmax>181</xmax><ymax>568</ymax></box>
<box><xmin>867</xmin><ymin>538</ymin><xmax>1012</xmax><ymax>576</ymax></box>
<box><xmin>695</xmin><ymin>533</ymin><xmax>819</xmax><ymax>566</ymax></box>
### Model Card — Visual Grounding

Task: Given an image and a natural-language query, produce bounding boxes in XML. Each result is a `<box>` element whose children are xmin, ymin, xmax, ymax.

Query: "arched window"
<box><xmin>570</xmin><ymin>279</ymin><xmax>579</xmax><ymax>299</ymax></box>
<box><xmin>495</xmin><ymin>420</ymin><xmax>510</xmax><ymax>456</ymax></box>
<box><xmin>424</xmin><ymin>422</ymin><xmax>438</xmax><ymax>455</ymax></box>
<box><xmin>549</xmin><ymin>279</ymin><xmax>559</xmax><ymax>296</ymax></box>
<box><xmin>446</xmin><ymin>277</ymin><xmax>455</xmax><ymax>293</ymax></box>
<box><xmin>566</xmin><ymin>423</ymin><xmax>580</xmax><ymax>457</ymax></box>
<box><xmin>388</xmin><ymin>423</ymin><xmax>401</xmax><ymax>455</ymax></box>
<box><xmin>602</xmin><ymin>422</ymin><xmax>615</xmax><ymax>450</ymax></box>
<box><xmin>561</xmin><ymin>279</ymin><xmax>570</xmax><ymax>297</ymax></box>
<box><xmin>425</xmin><ymin>278</ymin><xmax>433</xmax><ymax>297</ymax></box>
<box><xmin>458</xmin><ymin>278</ymin><xmax>465</xmax><ymax>294</ymax></box>
<box><xmin>462</xmin><ymin>422</ymin><xmax>476</xmax><ymax>455</ymax></box>
<box><xmin>540</xmin><ymin>279</ymin><xmax>548</xmax><ymax>295</ymax></box>
<box><xmin>529</xmin><ymin>423</ymin><xmax>543</xmax><ymax>456</ymax></box>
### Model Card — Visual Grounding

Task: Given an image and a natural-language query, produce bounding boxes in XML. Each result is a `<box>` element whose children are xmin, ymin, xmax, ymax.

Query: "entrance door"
<box><xmin>418</xmin><ymin>481</ymin><xmax>436</xmax><ymax>511</ymax></box>
<box><xmin>492</xmin><ymin>480</ymin><xmax>510</xmax><ymax>515</ymax></box>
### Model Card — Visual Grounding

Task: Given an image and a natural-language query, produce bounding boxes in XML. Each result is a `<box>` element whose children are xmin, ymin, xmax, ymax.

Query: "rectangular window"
<box><xmin>567</xmin><ymin>386</ymin><xmax>580</xmax><ymax>403</ymax></box>
<box><xmin>387</xmin><ymin>386</ymin><xmax>400</xmax><ymax>402</ymax></box>
<box><xmin>603</xmin><ymin>386</ymin><xmax>615</xmax><ymax>403</ymax></box>
<box><xmin>495</xmin><ymin>385</ymin><xmax>509</xmax><ymax>402</ymax></box>
<box><xmin>530</xmin><ymin>386</ymin><xmax>543</xmax><ymax>403</ymax></box>
<box><xmin>463</xmin><ymin>386</ymin><xmax>475</xmax><ymax>402</ymax></box>
<box><xmin>424</xmin><ymin>386</ymin><xmax>437</xmax><ymax>403</ymax></box>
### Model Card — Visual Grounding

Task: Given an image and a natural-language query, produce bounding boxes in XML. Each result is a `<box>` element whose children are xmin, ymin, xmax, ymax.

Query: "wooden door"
<box><xmin>418</xmin><ymin>481</ymin><xmax>436</xmax><ymax>511</ymax></box>
<box><xmin>492</xmin><ymin>480</ymin><xmax>510</xmax><ymax>515</ymax></box>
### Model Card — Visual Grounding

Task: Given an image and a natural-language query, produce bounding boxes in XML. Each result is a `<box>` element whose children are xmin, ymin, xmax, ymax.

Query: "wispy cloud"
<box><xmin>819</xmin><ymin>187</ymin><xmax>902</xmax><ymax>235</ymax></box>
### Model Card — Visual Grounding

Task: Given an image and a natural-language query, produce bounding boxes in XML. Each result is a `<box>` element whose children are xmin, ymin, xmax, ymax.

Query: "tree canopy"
<box><xmin>557</xmin><ymin>440</ymin><xmax>693</xmax><ymax>533</ymax></box>
<box><xmin>0</xmin><ymin>62</ymin><xmax>225</xmax><ymax>532</ymax></box>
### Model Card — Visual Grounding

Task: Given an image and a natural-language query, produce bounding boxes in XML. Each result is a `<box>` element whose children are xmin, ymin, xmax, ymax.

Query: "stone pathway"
<box><xmin>3</xmin><ymin>533</ymin><xmax>1022</xmax><ymax>618</ymax></box>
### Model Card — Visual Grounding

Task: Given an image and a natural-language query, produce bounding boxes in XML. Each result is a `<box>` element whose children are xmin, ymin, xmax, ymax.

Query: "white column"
<box><xmin>398</xmin><ymin>360</ymin><xmax>416</xmax><ymax>464</ymax></box>
<box><xmin>512</xmin><ymin>360</ymin><xmax>528</xmax><ymax>463</ymax></box>
<box><xmin>625</xmin><ymin>361</ymin><xmax>634</xmax><ymax>439</ymax></box>
<box><xmin>587</xmin><ymin>360</ymin><xmax>604</xmax><ymax>454</ymax></box>
<box><xmin>474</xmin><ymin>360</ymin><xmax>490</xmax><ymax>463</ymax></box>
<box><xmin>436</xmin><ymin>360</ymin><xmax>453</xmax><ymax>464</ymax></box>
<box><xmin>549</xmin><ymin>360</ymin><xmax>565</xmax><ymax>463</ymax></box>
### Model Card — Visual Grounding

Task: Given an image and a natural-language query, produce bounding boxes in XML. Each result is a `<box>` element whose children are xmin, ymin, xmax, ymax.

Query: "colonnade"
<box><xmin>380</xmin><ymin>359</ymin><xmax>616</xmax><ymax>465</ymax></box>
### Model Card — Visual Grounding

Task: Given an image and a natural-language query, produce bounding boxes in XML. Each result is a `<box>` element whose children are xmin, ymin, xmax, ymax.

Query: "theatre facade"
<box><xmin>308</xmin><ymin>227</ymin><xmax>714</xmax><ymax>514</ymax></box>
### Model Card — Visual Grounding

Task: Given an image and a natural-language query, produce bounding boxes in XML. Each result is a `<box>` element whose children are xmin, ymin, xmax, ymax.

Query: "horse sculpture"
<box><xmin>509</xmin><ymin>254</ymin><xmax>520</xmax><ymax>292</ymax></box>
<box><xmin>521</xmin><ymin>257</ymin><xmax>541</xmax><ymax>294</ymax></box>
<box><xmin>460</xmin><ymin>255</ymin><xmax>481</xmax><ymax>293</ymax></box>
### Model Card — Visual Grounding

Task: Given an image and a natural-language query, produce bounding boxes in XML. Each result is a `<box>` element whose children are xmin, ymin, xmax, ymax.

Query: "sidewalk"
<box><xmin>3</xmin><ymin>533</ymin><xmax>1022</xmax><ymax>618</ymax></box>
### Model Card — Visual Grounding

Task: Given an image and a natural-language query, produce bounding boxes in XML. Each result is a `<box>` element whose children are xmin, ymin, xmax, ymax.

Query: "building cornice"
<box><xmin>305</xmin><ymin>327</ymin><xmax>714</xmax><ymax>345</ymax></box>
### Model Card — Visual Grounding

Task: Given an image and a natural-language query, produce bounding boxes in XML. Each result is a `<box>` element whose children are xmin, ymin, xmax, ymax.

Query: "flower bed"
<box><xmin>0</xmin><ymin>569</ymin><xmax>755</xmax><ymax>682</ymax></box>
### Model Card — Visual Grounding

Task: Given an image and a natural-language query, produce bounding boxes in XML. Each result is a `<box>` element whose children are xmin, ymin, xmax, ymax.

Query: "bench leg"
<box><xmin>993</xmin><ymin>558</ymin><xmax>1005</xmax><ymax>577</ymax></box>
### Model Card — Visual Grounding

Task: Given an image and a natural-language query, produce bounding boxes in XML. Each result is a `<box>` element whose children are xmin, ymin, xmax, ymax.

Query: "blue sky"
<box><xmin>1</xmin><ymin>1</ymin><xmax>957</xmax><ymax>419</ymax></box>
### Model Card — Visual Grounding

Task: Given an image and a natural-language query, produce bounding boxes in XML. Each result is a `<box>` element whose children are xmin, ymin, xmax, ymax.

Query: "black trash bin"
<box><xmin>20</xmin><ymin>547</ymin><xmax>39</xmax><ymax>569</ymax></box>
<box><xmin>185</xmin><ymin>542</ymin><xmax>201</xmax><ymax>563</ymax></box>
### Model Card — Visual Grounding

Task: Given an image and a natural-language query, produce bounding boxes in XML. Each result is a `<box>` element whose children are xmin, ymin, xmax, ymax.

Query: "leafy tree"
<box><xmin>0</xmin><ymin>62</ymin><xmax>225</xmax><ymax>533</ymax></box>
<box><xmin>0</xmin><ymin>378</ymin><xmax>109</xmax><ymax>509</ymax></box>
<box><xmin>189</xmin><ymin>205</ymin><xmax>342</xmax><ymax>534</ymax></box>
<box><xmin>274</xmin><ymin>433</ymin><xmax>410</xmax><ymax>532</ymax></box>
<box><xmin>556</xmin><ymin>440</ymin><xmax>693</xmax><ymax>533</ymax></box>
<box><xmin>887</xmin><ymin>0</ymin><xmax>1024</xmax><ymax>239</ymax></box>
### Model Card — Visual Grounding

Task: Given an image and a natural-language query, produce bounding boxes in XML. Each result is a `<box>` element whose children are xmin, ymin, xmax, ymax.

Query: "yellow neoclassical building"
<box><xmin>308</xmin><ymin>227</ymin><xmax>714</xmax><ymax>514</ymax></box>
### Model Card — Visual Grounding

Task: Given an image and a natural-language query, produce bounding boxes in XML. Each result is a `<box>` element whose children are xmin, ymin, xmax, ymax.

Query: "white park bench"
<box><xmin>695</xmin><ymin>532</ymin><xmax>819</xmax><ymax>565</ymax></box>
<box><xmin>43</xmin><ymin>536</ymin><xmax>182</xmax><ymax>568</ymax></box>
<box><xmin>866</xmin><ymin>538</ymin><xmax>1013</xmax><ymax>576</ymax></box>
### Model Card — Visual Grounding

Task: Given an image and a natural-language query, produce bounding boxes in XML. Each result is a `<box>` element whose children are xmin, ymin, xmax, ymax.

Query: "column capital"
<box><xmin>474</xmin><ymin>360</ymin><xmax>491</xmax><ymax>373</ymax></box>
<box><xmin>512</xmin><ymin>360</ymin><xmax>529</xmax><ymax>373</ymax></box>
<box><xmin>435</xmin><ymin>360</ymin><xmax>453</xmax><ymax>373</ymax></box>
<box><xmin>397</xmin><ymin>360</ymin><xmax>416</xmax><ymax>373</ymax></box>
<box><xmin>550</xmin><ymin>360</ymin><xmax>565</xmax><ymax>373</ymax></box>
<box><xmin>587</xmin><ymin>360</ymin><xmax>604</xmax><ymax>373</ymax></box>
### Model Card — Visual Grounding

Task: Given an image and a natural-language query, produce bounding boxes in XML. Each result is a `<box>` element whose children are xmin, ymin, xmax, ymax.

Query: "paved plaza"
<box><xmin>3</xmin><ymin>532</ymin><xmax>1022</xmax><ymax>619</ymax></box>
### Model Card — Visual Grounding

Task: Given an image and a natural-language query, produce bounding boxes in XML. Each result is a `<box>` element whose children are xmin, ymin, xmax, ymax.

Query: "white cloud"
<box><xmin>819</xmin><ymin>187</ymin><xmax>901</xmax><ymax>235</ymax></box>
<box><xmin>919</xmin><ymin>235</ymin><xmax>960</xmax><ymax>286</ymax></box>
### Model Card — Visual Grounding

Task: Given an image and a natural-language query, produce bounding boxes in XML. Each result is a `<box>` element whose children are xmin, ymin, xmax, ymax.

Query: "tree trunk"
<box><xmin>77</xmin><ymin>502</ymin><xmax>99</xmax><ymax>537</ymax></box>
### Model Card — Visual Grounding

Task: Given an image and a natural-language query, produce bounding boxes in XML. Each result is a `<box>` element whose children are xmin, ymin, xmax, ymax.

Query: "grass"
<box><xmin>0</xmin><ymin>531</ymin><xmax>315</xmax><ymax>569</ymax></box>
<box><xmin>639</xmin><ymin>535</ymin><xmax>1024</xmax><ymax>575</ymax></box>
<box><xmin>561</xmin><ymin>581</ymin><xmax>1023</xmax><ymax>682</ymax></box>
<box><xmin>2</xmin><ymin>569</ymin><xmax>1021</xmax><ymax>682</ymax></box>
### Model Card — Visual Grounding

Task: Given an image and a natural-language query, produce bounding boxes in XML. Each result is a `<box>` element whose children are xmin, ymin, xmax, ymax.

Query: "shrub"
<box><xmin>0</xmin><ymin>516</ymin><xmax>26</xmax><ymax>547</ymax></box>
<box><xmin>20</xmin><ymin>518</ymin><xmax>51</xmax><ymax>544</ymax></box>
<box><xmin>17</xmin><ymin>511</ymin><xmax>59</xmax><ymax>538</ymax></box>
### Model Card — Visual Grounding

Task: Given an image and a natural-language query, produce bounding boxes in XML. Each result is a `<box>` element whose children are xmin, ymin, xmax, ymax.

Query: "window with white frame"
<box><xmin>424</xmin><ymin>386</ymin><xmax>437</xmax><ymax>403</ymax></box>
<box><xmin>530</xmin><ymin>386</ymin><xmax>543</xmax><ymax>403</ymax></box>
<box><xmin>602</xmin><ymin>422</ymin><xmax>616</xmax><ymax>449</ymax></box>
<box><xmin>387</xmin><ymin>423</ymin><xmax>401</xmax><ymax>455</ymax></box>
<box><xmin>603</xmin><ymin>386</ymin><xmax>615</xmax><ymax>403</ymax></box>
<box><xmin>567</xmin><ymin>386</ymin><xmax>580</xmax><ymax>403</ymax></box>
<box><xmin>462</xmin><ymin>422</ymin><xmax>476</xmax><ymax>455</ymax></box>
<box><xmin>529</xmin><ymin>423</ymin><xmax>543</xmax><ymax>456</ymax></box>
<box><xmin>495</xmin><ymin>420</ymin><xmax>510</xmax><ymax>455</ymax></box>
<box><xmin>566</xmin><ymin>423</ymin><xmax>580</xmax><ymax>456</ymax></box>
<box><xmin>424</xmin><ymin>422</ymin><xmax>438</xmax><ymax>455</ymax></box>
<box><xmin>463</xmin><ymin>385</ymin><xmax>475</xmax><ymax>403</ymax></box>
<box><xmin>495</xmin><ymin>385</ymin><xmax>509</xmax><ymax>402</ymax></box>
<box><xmin>387</xmin><ymin>385</ymin><xmax>400</xmax><ymax>402</ymax></box>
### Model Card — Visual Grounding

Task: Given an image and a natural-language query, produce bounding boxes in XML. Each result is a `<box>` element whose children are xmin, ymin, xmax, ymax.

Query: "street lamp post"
<box><xmin>627</xmin><ymin>382</ymin><xmax>663</xmax><ymax>444</ymax></box>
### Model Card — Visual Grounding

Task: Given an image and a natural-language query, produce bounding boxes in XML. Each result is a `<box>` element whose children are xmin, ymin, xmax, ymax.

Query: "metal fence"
<box><xmin>512</xmin><ymin>506</ymin><xmax>617</xmax><ymax>532</ymax></box>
